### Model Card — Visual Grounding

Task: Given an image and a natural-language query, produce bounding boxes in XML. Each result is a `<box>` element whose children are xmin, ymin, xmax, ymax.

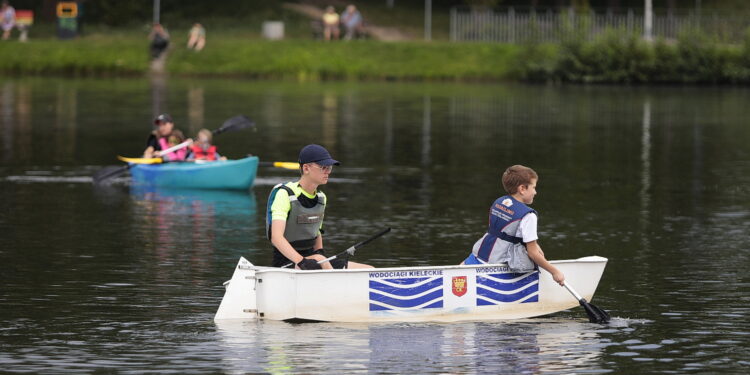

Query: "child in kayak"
<box><xmin>143</xmin><ymin>113</ymin><xmax>189</xmax><ymax>161</ymax></box>
<box><xmin>187</xmin><ymin>128</ymin><xmax>226</xmax><ymax>161</ymax></box>
<box><xmin>463</xmin><ymin>165</ymin><xmax>565</xmax><ymax>286</ymax></box>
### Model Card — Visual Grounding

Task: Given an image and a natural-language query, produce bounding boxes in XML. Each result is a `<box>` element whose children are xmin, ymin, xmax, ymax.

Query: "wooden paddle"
<box><xmin>563</xmin><ymin>281</ymin><xmax>611</xmax><ymax>324</ymax></box>
<box><xmin>93</xmin><ymin>115</ymin><xmax>255</xmax><ymax>184</ymax></box>
<box><xmin>281</xmin><ymin>227</ymin><xmax>391</xmax><ymax>269</ymax></box>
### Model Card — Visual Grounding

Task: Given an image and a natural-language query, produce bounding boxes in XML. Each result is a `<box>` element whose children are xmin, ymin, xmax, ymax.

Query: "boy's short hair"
<box><xmin>502</xmin><ymin>165</ymin><xmax>538</xmax><ymax>194</ymax></box>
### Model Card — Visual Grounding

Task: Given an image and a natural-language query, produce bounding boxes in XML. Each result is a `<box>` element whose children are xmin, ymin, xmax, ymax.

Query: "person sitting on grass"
<box><xmin>187</xmin><ymin>128</ymin><xmax>226</xmax><ymax>161</ymax></box>
<box><xmin>341</xmin><ymin>4</ymin><xmax>363</xmax><ymax>40</ymax></box>
<box><xmin>187</xmin><ymin>23</ymin><xmax>205</xmax><ymax>52</ymax></box>
<box><xmin>143</xmin><ymin>113</ymin><xmax>188</xmax><ymax>161</ymax></box>
<box><xmin>322</xmin><ymin>6</ymin><xmax>340</xmax><ymax>41</ymax></box>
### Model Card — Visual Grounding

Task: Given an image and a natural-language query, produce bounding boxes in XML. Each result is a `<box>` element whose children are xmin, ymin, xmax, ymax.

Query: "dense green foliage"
<box><xmin>514</xmin><ymin>28</ymin><xmax>750</xmax><ymax>83</ymax></box>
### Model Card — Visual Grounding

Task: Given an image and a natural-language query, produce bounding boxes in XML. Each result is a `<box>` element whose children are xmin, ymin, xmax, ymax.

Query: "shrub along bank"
<box><xmin>1</xmin><ymin>32</ymin><xmax>750</xmax><ymax>83</ymax></box>
<box><xmin>515</xmin><ymin>29</ymin><xmax>750</xmax><ymax>84</ymax></box>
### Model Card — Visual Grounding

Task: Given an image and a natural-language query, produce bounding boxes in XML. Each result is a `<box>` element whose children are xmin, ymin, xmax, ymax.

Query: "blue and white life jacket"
<box><xmin>470</xmin><ymin>195</ymin><xmax>537</xmax><ymax>271</ymax></box>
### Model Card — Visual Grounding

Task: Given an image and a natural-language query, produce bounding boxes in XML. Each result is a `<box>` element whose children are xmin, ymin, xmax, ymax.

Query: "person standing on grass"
<box><xmin>1</xmin><ymin>1</ymin><xmax>15</xmax><ymax>41</ymax></box>
<box><xmin>148</xmin><ymin>23</ymin><xmax>170</xmax><ymax>59</ymax></box>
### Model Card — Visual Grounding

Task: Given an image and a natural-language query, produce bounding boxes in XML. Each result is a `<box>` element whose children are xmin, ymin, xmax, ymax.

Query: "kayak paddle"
<box><xmin>281</xmin><ymin>227</ymin><xmax>392</xmax><ymax>269</ymax></box>
<box><xmin>259</xmin><ymin>161</ymin><xmax>300</xmax><ymax>170</ymax></box>
<box><xmin>94</xmin><ymin>142</ymin><xmax>190</xmax><ymax>183</ymax></box>
<box><xmin>93</xmin><ymin>115</ymin><xmax>255</xmax><ymax>184</ymax></box>
<box><xmin>563</xmin><ymin>281</ymin><xmax>610</xmax><ymax>324</ymax></box>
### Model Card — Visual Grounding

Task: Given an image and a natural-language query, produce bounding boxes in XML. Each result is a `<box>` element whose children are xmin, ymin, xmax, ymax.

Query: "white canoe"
<box><xmin>214</xmin><ymin>256</ymin><xmax>608</xmax><ymax>323</ymax></box>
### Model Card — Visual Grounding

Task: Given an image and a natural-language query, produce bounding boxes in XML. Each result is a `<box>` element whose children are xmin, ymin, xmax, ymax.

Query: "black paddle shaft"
<box><xmin>281</xmin><ymin>227</ymin><xmax>392</xmax><ymax>269</ymax></box>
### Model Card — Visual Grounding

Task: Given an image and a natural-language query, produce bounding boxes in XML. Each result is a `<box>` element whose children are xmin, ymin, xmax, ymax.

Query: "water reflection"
<box><xmin>0</xmin><ymin>81</ymin><xmax>33</xmax><ymax>163</ymax></box>
<box><xmin>214</xmin><ymin>319</ymin><xmax>606</xmax><ymax>374</ymax></box>
<box><xmin>187</xmin><ymin>86</ymin><xmax>205</xmax><ymax>134</ymax></box>
<box><xmin>151</xmin><ymin>72</ymin><xmax>168</xmax><ymax>118</ymax></box>
<box><xmin>129</xmin><ymin>186</ymin><xmax>259</xmax><ymax>265</ymax></box>
<box><xmin>55</xmin><ymin>84</ymin><xmax>77</xmax><ymax>163</ymax></box>
<box><xmin>1</xmin><ymin>78</ymin><xmax>750</xmax><ymax>374</ymax></box>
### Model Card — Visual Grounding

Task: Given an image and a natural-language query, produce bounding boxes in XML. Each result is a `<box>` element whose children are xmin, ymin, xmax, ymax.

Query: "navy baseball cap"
<box><xmin>153</xmin><ymin>113</ymin><xmax>173</xmax><ymax>124</ymax></box>
<box><xmin>298</xmin><ymin>144</ymin><xmax>340</xmax><ymax>166</ymax></box>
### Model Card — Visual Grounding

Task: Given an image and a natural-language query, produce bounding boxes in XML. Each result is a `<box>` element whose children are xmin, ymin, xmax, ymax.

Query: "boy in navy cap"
<box><xmin>266</xmin><ymin>144</ymin><xmax>372</xmax><ymax>270</ymax></box>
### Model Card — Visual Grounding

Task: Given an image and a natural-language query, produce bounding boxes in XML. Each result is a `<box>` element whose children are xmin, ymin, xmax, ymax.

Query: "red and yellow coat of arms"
<box><xmin>452</xmin><ymin>276</ymin><xmax>467</xmax><ymax>297</ymax></box>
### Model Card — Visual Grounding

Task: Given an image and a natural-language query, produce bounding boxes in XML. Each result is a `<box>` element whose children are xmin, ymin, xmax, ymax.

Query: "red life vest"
<box><xmin>190</xmin><ymin>144</ymin><xmax>217</xmax><ymax>161</ymax></box>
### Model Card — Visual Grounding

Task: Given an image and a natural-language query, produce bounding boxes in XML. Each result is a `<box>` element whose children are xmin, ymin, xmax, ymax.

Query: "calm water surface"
<box><xmin>1</xmin><ymin>77</ymin><xmax>749</xmax><ymax>374</ymax></box>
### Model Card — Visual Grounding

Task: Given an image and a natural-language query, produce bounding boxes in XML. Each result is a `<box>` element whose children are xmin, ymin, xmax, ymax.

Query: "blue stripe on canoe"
<box><xmin>377</xmin><ymin>277</ymin><xmax>430</xmax><ymax>285</ymax></box>
<box><xmin>480</xmin><ymin>271</ymin><xmax>538</xmax><ymax>280</ymax></box>
<box><xmin>370</xmin><ymin>299</ymin><xmax>444</xmax><ymax>311</ymax></box>
<box><xmin>369</xmin><ymin>289</ymin><xmax>443</xmax><ymax>309</ymax></box>
<box><xmin>476</xmin><ymin>284</ymin><xmax>539</xmax><ymax>304</ymax></box>
<box><xmin>369</xmin><ymin>278</ymin><xmax>442</xmax><ymax>297</ymax></box>
<box><xmin>476</xmin><ymin>272</ymin><xmax>538</xmax><ymax>291</ymax></box>
<box><xmin>477</xmin><ymin>294</ymin><xmax>538</xmax><ymax>306</ymax></box>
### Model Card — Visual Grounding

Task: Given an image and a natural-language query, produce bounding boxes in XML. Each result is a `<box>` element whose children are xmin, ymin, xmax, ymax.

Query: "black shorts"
<box><xmin>271</xmin><ymin>248</ymin><xmax>348</xmax><ymax>269</ymax></box>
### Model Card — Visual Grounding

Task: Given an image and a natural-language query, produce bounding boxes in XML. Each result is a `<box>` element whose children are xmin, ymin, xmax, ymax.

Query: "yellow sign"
<box><xmin>56</xmin><ymin>2</ymin><xmax>78</xmax><ymax>19</ymax></box>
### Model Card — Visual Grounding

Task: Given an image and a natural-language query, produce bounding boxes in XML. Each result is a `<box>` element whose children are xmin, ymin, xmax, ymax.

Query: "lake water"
<box><xmin>1</xmin><ymin>77</ymin><xmax>748</xmax><ymax>374</ymax></box>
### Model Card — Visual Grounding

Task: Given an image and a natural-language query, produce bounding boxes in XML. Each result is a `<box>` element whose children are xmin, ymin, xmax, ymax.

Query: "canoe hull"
<box><xmin>215</xmin><ymin>256</ymin><xmax>608</xmax><ymax>323</ymax></box>
<box><xmin>130</xmin><ymin>156</ymin><xmax>258</xmax><ymax>189</ymax></box>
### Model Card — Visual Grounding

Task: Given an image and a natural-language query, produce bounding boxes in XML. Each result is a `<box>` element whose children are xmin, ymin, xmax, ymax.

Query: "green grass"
<box><xmin>2</xmin><ymin>27</ymin><xmax>750</xmax><ymax>83</ymax></box>
<box><xmin>0</xmin><ymin>33</ymin><xmax>521</xmax><ymax>80</ymax></box>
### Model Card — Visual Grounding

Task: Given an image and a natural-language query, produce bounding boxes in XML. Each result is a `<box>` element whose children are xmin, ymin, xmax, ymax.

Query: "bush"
<box><xmin>517</xmin><ymin>27</ymin><xmax>750</xmax><ymax>84</ymax></box>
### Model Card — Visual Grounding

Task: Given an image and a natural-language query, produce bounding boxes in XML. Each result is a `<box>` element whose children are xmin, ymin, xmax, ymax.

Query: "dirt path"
<box><xmin>282</xmin><ymin>2</ymin><xmax>410</xmax><ymax>41</ymax></box>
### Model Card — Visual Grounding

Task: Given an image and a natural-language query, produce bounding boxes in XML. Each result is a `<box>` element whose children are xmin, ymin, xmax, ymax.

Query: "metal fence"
<box><xmin>450</xmin><ymin>7</ymin><xmax>750</xmax><ymax>43</ymax></box>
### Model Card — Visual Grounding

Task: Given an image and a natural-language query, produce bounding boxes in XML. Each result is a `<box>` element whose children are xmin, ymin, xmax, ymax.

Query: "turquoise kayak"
<box><xmin>129</xmin><ymin>156</ymin><xmax>259</xmax><ymax>190</ymax></box>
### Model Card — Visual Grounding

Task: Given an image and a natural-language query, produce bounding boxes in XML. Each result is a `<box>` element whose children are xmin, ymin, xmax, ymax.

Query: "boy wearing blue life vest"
<box><xmin>463</xmin><ymin>165</ymin><xmax>565</xmax><ymax>286</ymax></box>
<box><xmin>266</xmin><ymin>144</ymin><xmax>372</xmax><ymax>270</ymax></box>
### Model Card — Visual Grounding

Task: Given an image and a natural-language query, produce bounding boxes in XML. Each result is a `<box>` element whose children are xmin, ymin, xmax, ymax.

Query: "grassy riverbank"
<box><xmin>1</xmin><ymin>31</ymin><xmax>750</xmax><ymax>83</ymax></box>
<box><xmin>0</xmin><ymin>35</ymin><xmax>520</xmax><ymax>80</ymax></box>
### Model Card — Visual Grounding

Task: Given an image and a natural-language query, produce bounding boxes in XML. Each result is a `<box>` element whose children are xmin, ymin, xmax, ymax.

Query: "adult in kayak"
<box><xmin>143</xmin><ymin>113</ymin><xmax>189</xmax><ymax>161</ymax></box>
<box><xmin>266</xmin><ymin>144</ymin><xmax>372</xmax><ymax>270</ymax></box>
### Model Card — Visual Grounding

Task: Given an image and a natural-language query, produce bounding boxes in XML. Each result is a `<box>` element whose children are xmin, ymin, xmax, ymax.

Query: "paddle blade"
<box><xmin>93</xmin><ymin>165</ymin><xmax>130</xmax><ymax>184</ymax></box>
<box><xmin>258</xmin><ymin>161</ymin><xmax>300</xmax><ymax>170</ymax></box>
<box><xmin>580</xmin><ymin>299</ymin><xmax>611</xmax><ymax>324</ymax></box>
<box><xmin>273</xmin><ymin>162</ymin><xmax>300</xmax><ymax>170</ymax></box>
<box><xmin>213</xmin><ymin>115</ymin><xmax>255</xmax><ymax>135</ymax></box>
<box><xmin>117</xmin><ymin>156</ymin><xmax>163</xmax><ymax>164</ymax></box>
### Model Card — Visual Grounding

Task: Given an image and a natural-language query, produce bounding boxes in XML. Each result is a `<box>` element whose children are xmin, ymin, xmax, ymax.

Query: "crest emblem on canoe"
<box><xmin>452</xmin><ymin>276</ymin><xmax>467</xmax><ymax>297</ymax></box>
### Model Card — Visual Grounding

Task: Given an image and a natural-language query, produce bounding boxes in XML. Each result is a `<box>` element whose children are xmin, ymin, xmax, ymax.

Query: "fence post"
<box><xmin>644</xmin><ymin>0</ymin><xmax>653</xmax><ymax>42</ymax></box>
<box><xmin>509</xmin><ymin>7</ymin><xmax>515</xmax><ymax>43</ymax></box>
<box><xmin>424</xmin><ymin>0</ymin><xmax>432</xmax><ymax>41</ymax></box>
<box><xmin>627</xmin><ymin>8</ymin><xmax>633</xmax><ymax>34</ymax></box>
<box><xmin>450</xmin><ymin>7</ymin><xmax>456</xmax><ymax>41</ymax></box>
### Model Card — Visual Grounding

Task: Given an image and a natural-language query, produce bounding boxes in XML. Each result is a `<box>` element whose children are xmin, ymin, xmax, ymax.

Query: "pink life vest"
<box><xmin>158</xmin><ymin>137</ymin><xmax>187</xmax><ymax>161</ymax></box>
